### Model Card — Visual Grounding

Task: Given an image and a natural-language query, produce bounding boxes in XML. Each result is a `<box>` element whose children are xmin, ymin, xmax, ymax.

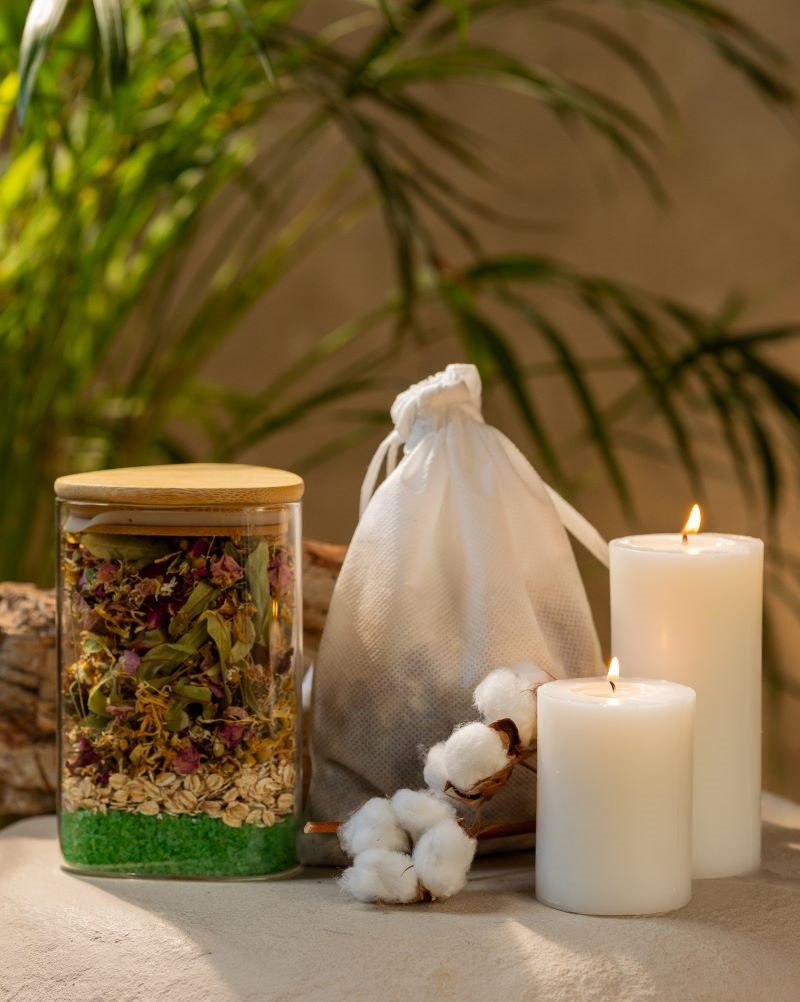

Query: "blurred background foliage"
<box><xmin>1</xmin><ymin>1</ymin><xmax>799</xmax><ymax>699</ymax></box>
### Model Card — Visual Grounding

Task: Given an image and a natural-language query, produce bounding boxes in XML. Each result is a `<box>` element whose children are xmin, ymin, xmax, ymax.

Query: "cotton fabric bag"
<box><xmin>302</xmin><ymin>364</ymin><xmax>607</xmax><ymax>864</ymax></box>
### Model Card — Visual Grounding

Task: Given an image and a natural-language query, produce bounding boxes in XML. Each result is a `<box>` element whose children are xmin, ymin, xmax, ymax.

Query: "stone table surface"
<box><xmin>1</xmin><ymin>796</ymin><xmax>799</xmax><ymax>1002</ymax></box>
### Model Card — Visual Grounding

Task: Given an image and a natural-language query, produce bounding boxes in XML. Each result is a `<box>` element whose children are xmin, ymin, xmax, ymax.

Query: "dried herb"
<box><xmin>60</xmin><ymin>529</ymin><xmax>297</xmax><ymax>834</ymax></box>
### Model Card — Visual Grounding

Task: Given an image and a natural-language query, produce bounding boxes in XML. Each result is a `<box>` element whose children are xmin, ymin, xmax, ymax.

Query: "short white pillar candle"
<box><xmin>609</xmin><ymin>527</ymin><xmax>763</xmax><ymax>878</ymax></box>
<box><xmin>535</xmin><ymin>672</ymin><xmax>695</xmax><ymax>916</ymax></box>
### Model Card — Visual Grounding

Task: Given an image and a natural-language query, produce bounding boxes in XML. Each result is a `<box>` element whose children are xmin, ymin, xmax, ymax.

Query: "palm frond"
<box><xmin>225</xmin><ymin>0</ymin><xmax>277</xmax><ymax>87</ymax></box>
<box><xmin>497</xmin><ymin>288</ymin><xmax>634</xmax><ymax>510</ymax></box>
<box><xmin>173</xmin><ymin>0</ymin><xmax>207</xmax><ymax>93</ymax></box>
<box><xmin>4</xmin><ymin>0</ymin><xmax>800</xmax><ymax>590</ymax></box>
<box><xmin>16</xmin><ymin>0</ymin><xmax>69</xmax><ymax>123</ymax></box>
<box><xmin>443</xmin><ymin>279</ymin><xmax>568</xmax><ymax>483</ymax></box>
<box><xmin>91</xmin><ymin>0</ymin><xmax>127</xmax><ymax>87</ymax></box>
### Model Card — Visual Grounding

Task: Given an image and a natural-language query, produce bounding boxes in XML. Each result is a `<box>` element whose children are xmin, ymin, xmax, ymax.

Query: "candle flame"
<box><xmin>682</xmin><ymin>503</ymin><xmax>702</xmax><ymax>536</ymax></box>
<box><xmin>607</xmin><ymin>657</ymin><xmax>619</xmax><ymax>693</ymax></box>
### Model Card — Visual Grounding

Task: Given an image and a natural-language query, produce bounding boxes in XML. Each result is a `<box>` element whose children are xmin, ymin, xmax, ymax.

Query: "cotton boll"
<box><xmin>511</xmin><ymin>662</ymin><xmax>552</xmax><ymax>742</ymax></box>
<box><xmin>511</xmin><ymin>661</ymin><xmax>552</xmax><ymax>688</ymax></box>
<box><xmin>338</xmin><ymin>798</ymin><xmax>409</xmax><ymax>857</ymax></box>
<box><xmin>412</xmin><ymin>819</ymin><xmax>477</xmax><ymax>899</ymax></box>
<box><xmin>474</xmin><ymin>668</ymin><xmax>537</xmax><ymax>746</ymax></box>
<box><xmin>423</xmin><ymin>740</ymin><xmax>449</xmax><ymax>793</ymax></box>
<box><xmin>340</xmin><ymin>849</ymin><xmax>420</xmax><ymax>904</ymax></box>
<box><xmin>444</xmin><ymin>722</ymin><xmax>509</xmax><ymax>792</ymax></box>
<box><xmin>390</xmin><ymin>788</ymin><xmax>456</xmax><ymax>843</ymax></box>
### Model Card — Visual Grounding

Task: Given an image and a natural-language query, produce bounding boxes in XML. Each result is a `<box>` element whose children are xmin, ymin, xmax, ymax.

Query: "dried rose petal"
<box><xmin>199</xmin><ymin>673</ymin><xmax>224</xmax><ymax>698</ymax></box>
<box><xmin>269</xmin><ymin>550</ymin><xmax>293</xmax><ymax>593</ymax></box>
<box><xmin>219</xmin><ymin>723</ymin><xmax>245</xmax><ymax>749</ymax></box>
<box><xmin>96</xmin><ymin>561</ymin><xmax>118</xmax><ymax>584</ymax></box>
<box><xmin>67</xmin><ymin>735</ymin><xmax>99</xmax><ymax>774</ymax></box>
<box><xmin>274</xmin><ymin>649</ymin><xmax>294</xmax><ymax>675</ymax></box>
<box><xmin>108</xmin><ymin>702</ymin><xmax>135</xmax><ymax>720</ymax></box>
<box><xmin>76</xmin><ymin>596</ymin><xmax>100</xmax><ymax>630</ymax></box>
<box><xmin>210</xmin><ymin>553</ymin><xmax>244</xmax><ymax>587</ymax></box>
<box><xmin>173</xmin><ymin>744</ymin><xmax>200</xmax><ymax>775</ymax></box>
<box><xmin>131</xmin><ymin>578</ymin><xmax>159</xmax><ymax>602</ymax></box>
<box><xmin>146</xmin><ymin>607</ymin><xmax>166</xmax><ymax>630</ymax></box>
<box><xmin>120</xmin><ymin>651</ymin><xmax>141</xmax><ymax>675</ymax></box>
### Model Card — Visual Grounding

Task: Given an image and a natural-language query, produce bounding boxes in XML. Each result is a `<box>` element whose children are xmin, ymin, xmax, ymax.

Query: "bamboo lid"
<box><xmin>54</xmin><ymin>463</ymin><xmax>304</xmax><ymax>507</ymax></box>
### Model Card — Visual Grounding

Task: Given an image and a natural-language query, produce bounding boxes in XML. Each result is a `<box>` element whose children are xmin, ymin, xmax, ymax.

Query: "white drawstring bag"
<box><xmin>301</xmin><ymin>364</ymin><xmax>607</xmax><ymax>864</ymax></box>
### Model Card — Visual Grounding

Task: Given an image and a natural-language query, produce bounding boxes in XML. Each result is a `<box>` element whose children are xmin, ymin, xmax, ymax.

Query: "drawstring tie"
<box><xmin>358</xmin><ymin>364</ymin><xmax>609</xmax><ymax>568</ymax></box>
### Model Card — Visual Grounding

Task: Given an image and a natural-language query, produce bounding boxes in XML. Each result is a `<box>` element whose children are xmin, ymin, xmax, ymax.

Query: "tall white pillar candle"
<box><xmin>535</xmin><ymin>675</ymin><xmax>695</xmax><ymax>916</ymax></box>
<box><xmin>610</xmin><ymin>532</ymin><xmax>763</xmax><ymax>878</ymax></box>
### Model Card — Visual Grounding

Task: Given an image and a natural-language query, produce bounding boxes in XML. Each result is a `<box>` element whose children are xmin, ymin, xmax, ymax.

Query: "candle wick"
<box><xmin>681</xmin><ymin>532</ymin><xmax>689</xmax><ymax>550</ymax></box>
<box><xmin>608</xmin><ymin>678</ymin><xmax>616</xmax><ymax>694</ymax></box>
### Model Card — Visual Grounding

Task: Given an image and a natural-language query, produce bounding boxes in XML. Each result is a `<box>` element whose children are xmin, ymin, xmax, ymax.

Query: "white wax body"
<box><xmin>610</xmin><ymin>534</ymin><xmax>763</xmax><ymax>879</ymax></box>
<box><xmin>535</xmin><ymin>677</ymin><xmax>695</xmax><ymax>916</ymax></box>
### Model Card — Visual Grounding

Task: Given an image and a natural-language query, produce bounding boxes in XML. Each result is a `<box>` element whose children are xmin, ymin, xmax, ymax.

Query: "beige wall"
<box><xmin>202</xmin><ymin>1</ymin><xmax>800</xmax><ymax>795</ymax></box>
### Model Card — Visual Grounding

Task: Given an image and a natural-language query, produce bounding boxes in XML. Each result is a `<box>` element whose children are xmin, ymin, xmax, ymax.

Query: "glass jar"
<box><xmin>54</xmin><ymin>463</ymin><xmax>303</xmax><ymax>879</ymax></box>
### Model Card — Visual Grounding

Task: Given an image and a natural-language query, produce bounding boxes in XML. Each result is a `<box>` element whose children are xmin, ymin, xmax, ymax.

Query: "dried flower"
<box><xmin>173</xmin><ymin>745</ymin><xmax>201</xmax><ymax>775</ymax></box>
<box><xmin>67</xmin><ymin>735</ymin><xmax>99</xmax><ymax>774</ymax></box>
<box><xmin>146</xmin><ymin>607</ymin><xmax>167</xmax><ymax>630</ymax></box>
<box><xmin>131</xmin><ymin>578</ymin><xmax>159</xmax><ymax>602</ymax></box>
<box><xmin>60</xmin><ymin>529</ymin><xmax>297</xmax><ymax>830</ymax></box>
<box><xmin>96</xmin><ymin>561</ymin><xmax>118</xmax><ymax>584</ymax></box>
<box><xmin>75</xmin><ymin>596</ymin><xmax>100</xmax><ymax>630</ymax></box>
<box><xmin>268</xmin><ymin>549</ymin><xmax>293</xmax><ymax>593</ymax></box>
<box><xmin>210</xmin><ymin>553</ymin><xmax>244</xmax><ymax>587</ymax></box>
<box><xmin>120</xmin><ymin>650</ymin><xmax>141</xmax><ymax>675</ymax></box>
<box><xmin>108</xmin><ymin>702</ymin><xmax>135</xmax><ymax>721</ymax></box>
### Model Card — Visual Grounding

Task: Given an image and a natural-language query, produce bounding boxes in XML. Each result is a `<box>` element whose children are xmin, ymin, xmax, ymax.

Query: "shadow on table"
<box><xmin>404</xmin><ymin>821</ymin><xmax>800</xmax><ymax>1001</ymax></box>
<box><xmin>65</xmin><ymin>819</ymin><xmax>800</xmax><ymax>1001</ymax></box>
<box><xmin>3</xmin><ymin>813</ymin><xmax>58</xmax><ymax>838</ymax></box>
<box><xmin>761</xmin><ymin>821</ymin><xmax>800</xmax><ymax>880</ymax></box>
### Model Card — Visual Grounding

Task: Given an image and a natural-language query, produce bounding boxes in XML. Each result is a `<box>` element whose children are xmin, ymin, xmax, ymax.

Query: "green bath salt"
<box><xmin>60</xmin><ymin>810</ymin><xmax>296</xmax><ymax>879</ymax></box>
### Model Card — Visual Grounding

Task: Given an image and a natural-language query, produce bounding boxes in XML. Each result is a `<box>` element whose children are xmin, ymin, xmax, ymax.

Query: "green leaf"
<box><xmin>204</xmin><ymin>609</ymin><xmax>232</xmax><ymax>670</ymax></box>
<box><xmin>174</xmin><ymin>0</ymin><xmax>207</xmax><ymax>93</ymax></box>
<box><xmin>82</xmin><ymin>632</ymin><xmax>112</xmax><ymax>656</ymax></box>
<box><xmin>164</xmin><ymin>702</ymin><xmax>191</xmax><ymax>732</ymax></box>
<box><xmin>376</xmin><ymin>44</ymin><xmax>666</xmax><ymax>201</ymax></box>
<box><xmin>84</xmin><ymin>713</ymin><xmax>112</xmax><ymax>731</ymax></box>
<box><xmin>91</xmin><ymin>0</ymin><xmax>128</xmax><ymax>87</ymax></box>
<box><xmin>444</xmin><ymin>281</ymin><xmax>566</xmax><ymax>484</ymax></box>
<box><xmin>736</xmin><ymin>392</ymin><xmax>781</xmax><ymax>513</ymax></box>
<box><xmin>245</xmin><ymin>540</ymin><xmax>270</xmax><ymax>643</ymax></box>
<box><xmin>87</xmin><ymin>674</ymin><xmax>112</xmax><ymax>717</ymax></box>
<box><xmin>17</xmin><ymin>0</ymin><xmax>69</xmax><ymax>124</ymax></box>
<box><xmin>136</xmin><ymin>629</ymin><xmax>168</xmax><ymax>649</ymax></box>
<box><xmin>540</xmin><ymin>8</ymin><xmax>675</xmax><ymax>119</ymax></box>
<box><xmin>226</xmin><ymin>0</ymin><xmax>276</xmax><ymax>87</ymax></box>
<box><xmin>466</xmin><ymin>255</ymin><xmax>565</xmax><ymax>285</ymax></box>
<box><xmin>138</xmin><ymin>619</ymin><xmax>208</xmax><ymax>675</ymax></box>
<box><xmin>500</xmin><ymin>290</ymin><xmax>633</xmax><ymax>511</ymax></box>
<box><xmin>376</xmin><ymin>0</ymin><xmax>397</xmax><ymax>31</ymax></box>
<box><xmin>442</xmin><ymin>0</ymin><xmax>471</xmax><ymax>37</ymax></box>
<box><xmin>647</xmin><ymin>0</ymin><xmax>794</xmax><ymax>104</ymax></box>
<box><xmin>173</xmin><ymin>683</ymin><xmax>213</xmax><ymax>702</ymax></box>
<box><xmin>231</xmin><ymin>609</ymin><xmax>257</xmax><ymax>661</ymax></box>
<box><xmin>240</xmin><ymin>669</ymin><xmax>264</xmax><ymax>715</ymax></box>
<box><xmin>80</xmin><ymin>533</ymin><xmax>171</xmax><ymax>568</ymax></box>
<box><xmin>578</xmin><ymin>284</ymin><xmax>704</xmax><ymax>496</ymax></box>
<box><xmin>168</xmin><ymin>580</ymin><xmax>219</xmax><ymax>638</ymax></box>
